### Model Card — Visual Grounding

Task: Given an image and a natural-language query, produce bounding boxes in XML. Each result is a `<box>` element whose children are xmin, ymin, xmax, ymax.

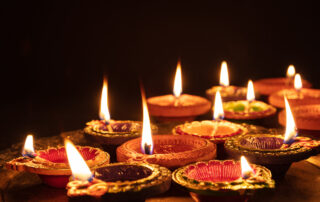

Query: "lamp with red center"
<box><xmin>147</xmin><ymin>60</ymin><xmax>211</xmax><ymax>121</ymax></box>
<box><xmin>206</xmin><ymin>61</ymin><xmax>249</xmax><ymax>101</ymax></box>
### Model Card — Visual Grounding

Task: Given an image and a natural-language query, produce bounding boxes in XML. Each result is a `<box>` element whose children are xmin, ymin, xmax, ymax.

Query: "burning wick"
<box><xmin>286</xmin><ymin>65</ymin><xmax>296</xmax><ymax>86</ymax></box>
<box><xmin>283</xmin><ymin>96</ymin><xmax>298</xmax><ymax>145</ymax></box>
<box><xmin>22</xmin><ymin>134</ymin><xmax>36</xmax><ymax>158</ymax></box>
<box><xmin>143</xmin><ymin>143</ymin><xmax>153</xmax><ymax>155</ymax></box>
<box><xmin>246</xmin><ymin>80</ymin><xmax>255</xmax><ymax>113</ymax></box>
<box><xmin>220</xmin><ymin>61</ymin><xmax>229</xmax><ymax>88</ymax></box>
<box><xmin>241</xmin><ymin>156</ymin><xmax>254</xmax><ymax>179</ymax></box>
<box><xmin>211</xmin><ymin>91</ymin><xmax>224</xmax><ymax>136</ymax></box>
<box><xmin>99</xmin><ymin>78</ymin><xmax>113</xmax><ymax>132</ymax></box>
<box><xmin>173</xmin><ymin>61</ymin><xmax>182</xmax><ymax>107</ymax></box>
<box><xmin>294</xmin><ymin>73</ymin><xmax>302</xmax><ymax>98</ymax></box>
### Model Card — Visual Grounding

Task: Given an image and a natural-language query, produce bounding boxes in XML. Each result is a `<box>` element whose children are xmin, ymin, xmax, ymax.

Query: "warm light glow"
<box><xmin>219</xmin><ymin>61</ymin><xmax>229</xmax><ymax>87</ymax></box>
<box><xmin>246</xmin><ymin>80</ymin><xmax>255</xmax><ymax>102</ymax></box>
<box><xmin>287</xmin><ymin>65</ymin><xmax>296</xmax><ymax>78</ymax></box>
<box><xmin>22</xmin><ymin>134</ymin><xmax>35</xmax><ymax>157</ymax></box>
<box><xmin>173</xmin><ymin>61</ymin><xmax>182</xmax><ymax>98</ymax></box>
<box><xmin>213</xmin><ymin>91</ymin><xmax>224</xmax><ymax>121</ymax></box>
<box><xmin>141</xmin><ymin>88</ymin><xmax>153</xmax><ymax>155</ymax></box>
<box><xmin>241</xmin><ymin>156</ymin><xmax>254</xmax><ymax>179</ymax></box>
<box><xmin>294</xmin><ymin>73</ymin><xmax>302</xmax><ymax>91</ymax></box>
<box><xmin>283</xmin><ymin>97</ymin><xmax>298</xmax><ymax>144</ymax></box>
<box><xmin>99</xmin><ymin>79</ymin><xmax>111</xmax><ymax>121</ymax></box>
<box><xmin>65</xmin><ymin>139</ymin><xmax>92</xmax><ymax>181</ymax></box>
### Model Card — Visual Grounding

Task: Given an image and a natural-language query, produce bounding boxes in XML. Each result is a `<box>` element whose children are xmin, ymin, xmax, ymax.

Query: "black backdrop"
<box><xmin>1</xmin><ymin>1</ymin><xmax>319</xmax><ymax>149</ymax></box>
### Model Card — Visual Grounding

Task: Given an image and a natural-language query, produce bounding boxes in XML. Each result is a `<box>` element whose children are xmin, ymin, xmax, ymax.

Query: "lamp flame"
<box><xmin>219</xmin><ymin>61</ymin><xmax>229</xmax><ymax>87</ymax></box>
<box><xmin>241</xmin><ymin>156</ymin><xmax>254</xmax><ymax>179</ymax></box>
<box><xmin>283</xmin><ymin>96</ymin><xmax>298</xmax><ymax>144</ymax></box>
<box><xmin>246</xmin><ymin>80</ymin><xmax>255</xmax><ymax>102</ymax></box>
<box><xmin>287</xmin><ymin>65</ymin><xmax>296</xmax><ymax>78</ymax></box>
<box><xmin>141</xmin><ymin>87</ymin><xmax>153</xmax><ymax>155</ymax></box>
<box><xmin>294</xmin><ymin>73</ymin><xmax>302</xmax><ymax>91</ymax></box>
<box><xmin>99</xmin><ymin>79</ymin><xmax>111</xmax><ymax>122</ymax></box>
<box><xmin>213</xmin><ymin>91</ymin><xmax>224</xmax><ymax>121</ymax></box>
<box><xmin>22</xmin><ymin>134</ymin><xmax>36</xmax><ymax>158</ymax></box>
<box><xmin>65</xmin><ymin>139</ymin><xmax>93</xmax><ymax>181</ymax></box>
<box><xmin>173</xmin><ymin>61</ymin><xmax>182</xmax><ymax>98</ymax></box>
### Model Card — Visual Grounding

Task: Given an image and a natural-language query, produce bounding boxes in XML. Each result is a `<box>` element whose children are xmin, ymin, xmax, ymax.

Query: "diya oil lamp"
<box><xmin>84</xmin><ymin>79</ymin><xmax>157</xmax><ymax>161</ymax></box>
<box><xmin>117</xmin><ymin>89</ymin><xmax>216</xmax><ymax>169</ymax></box>
<box><xmin>147</xmin><ymin>61</ymin><xmax>211</xmax><ymax>121</ymax></box>
<box><xmin>223</xmin><ymin>80</ymin><xmax>277</xmax><ymax>123</ymax></box>
<box><xmin>206</xmin><ymin>61</ymin><xmax>252</xmax><ymax>101</ymax></box>
<box><xmin>269</xmin><ymin>73</ymin><xmax>320</xmax><ymax>108</ymax></box>
<box><xmin>225</xmin><ymin>97</ymin><xmax>320</xmax><ymax>178</ymax></box>
<box><xmin>6</xmin><ymin>135</ymin><xmax>110</xmax><ymax>188</ymax></box>
<box><xmin>278</xmin><ymin>104</ymin><xmax>320</xmax><ymax>133</ymax></box>
<box><xmin>65</xmin><ymin>140</ymin><xmax>171</xmax><ymax>201</ymax></box>
<box><xmin>173</xmin><ymin>91</ymin><xmax>247</xmax><ymax>159</ymax></box>
<box><xmin>172</xmin><ymin>157</ymin><xmax>275</xmax><ymax>202</ymax></box>
<box><xmin>254</xmin><ymin>65</ymin><xmax>311</xmax><ymax>96</ymax></box>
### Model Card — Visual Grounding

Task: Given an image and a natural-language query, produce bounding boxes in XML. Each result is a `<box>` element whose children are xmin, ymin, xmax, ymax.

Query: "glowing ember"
<box><xmin>294</xmin><ymin>73</ymin><xmax>302</xmax><ymax>91</ymax></box>
<box><xmin>220</xmin><ymin>61</ymin><xmax>229</xmax><ymax>87</ymax></box>
<box><xmin>246</xmin><ymin>80</ymin><xmax>255</xmax><ymax>102</ymax></box>
<box><xmin>173</xmin><ymin>61</ymin><xmax>182</xmax><ymax>98</ymax></box>
<box><xmin>287</xmin><ymin>65</ymin><xmax>295</xmax><ymax>78</ymax></box>
<box><xmin>283</xmin><ymin>97</ymin><xmax>298</xmax><ymax>144</ymax></box>
<box><xmin>22</xmin><ymin>134</ymin><xmax>36</xmax><ymax>158</ymax></box>
<box><xmin>65</xmin><ymin>140</ymin><xmax>93</xmax><ymax>181</ymax></box>
<box><xmin>213</xmin><ymin>91</ymin><xmax>224</xmax><ymax>121</ymax></box>
<box><xmin>99</xmin><ymin>79</ymin><xmax>111</xmax><ymax>122</ymax></box>
<box><xmin>240</xmin><ymin>156</ymin><xmax>254</xmax><ymax>179</ymax></box>
<box><xmin>141</xmin><ymin>87</ymin><xmax>154</xmax><ymax>155</ymax></box>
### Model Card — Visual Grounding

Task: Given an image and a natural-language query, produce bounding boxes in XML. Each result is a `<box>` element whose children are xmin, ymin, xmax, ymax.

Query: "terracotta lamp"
<box><xmin>278</xmin><ymin>104</ymin><xmax>320</xmax><ymax>132</ymax></box>
<box><xmin>117</xmin><ymin>91</ymin><xmax>216</xmax><ymax>169</ymax></box>
<box><xmin>173</xmin><ymin>91</ymin><xmax>247</xmax><ymax>159</ymax></box>
<box><xmin>6</xmin><ymin>135</ymin><xmax>109</xmax><ymax>188</ymax></box>
<box><xmin>147</xmin><ymin>61</ymin><xmax>211</xmax><ymax>121</ymax></box>
<box><xmin>65</xmin><ymin>140</ymin><xmax>171</xmax><ymax>201</ymax></box>
<box><xmin>223</xmin><ymin>80</ymin><xmax>276</xmax><ymax>120</ymax></box>
<box><xmin>206</xmin><ymin>61</ymin><xmax>251</xmax><ymax>101</ymax></box>
<box><xmin>225</xmin><ymin>97</ymin><xmax>320</xmax><ymax>178</ymax></box>
<box><xmin>269</xmin><ymin>74</ymin><xmax>320</xmax><ymax>108</ymax></box>
<box><xmin>254</xmin><ymin>65</ymin><xmax>311</xmax><ymax>96</ymax></box>
<box><xmin>84</xmin><ymin>79</ymin><xmax>157</xmax><ymax>160</ymax></box>
<box><xmin>172</xmin><ymin>158</ymin><xmax>275</xmax><ymax>202</ymax></box>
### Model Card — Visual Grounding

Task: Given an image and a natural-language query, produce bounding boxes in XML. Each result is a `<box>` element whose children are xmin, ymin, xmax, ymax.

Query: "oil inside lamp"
<box><xmin>65</xmin><ymin>139</ymin><xmax>93</xmax><ymax>182</ymax></box>
<box><xmin>220</xmin><ymin>61</ymin><xmax>229</xmax><ymax>87</ymax></box>
<box><xmin>141</xmin><ymin>88</ymin><xmax>154</xmax><ymax>155</ymax></box>
<box><xmin>173</xmin><ymin>61</ymin><xmax>182</xmax><ymax>106</ymax></box>
<box><xmin>283</xmin><ymin>97</ymin><xmax>298</xmax><ymax>144</ymax></box>
<box><xmin>213</xmin><ymin>91</ymin><xmax>224</xmax><ymax>121</ymax></box>
<box><xmin>287</xmin><ymin>65</ymin><xmax>295</xmax><ymax>79</ymax></box>
<box><xmin>22</xmin><ymin>134</ymin><xmax>36</xmax><ymax>158</ymax></box>
<box><xmin>241</xmin><ymin>156</ymin><xmax>254</xmax><ymax>179</ymax></box>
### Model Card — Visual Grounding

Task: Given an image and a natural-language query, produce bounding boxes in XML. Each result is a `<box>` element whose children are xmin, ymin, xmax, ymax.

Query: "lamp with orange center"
<box><xmin>22</xmin><ymin>134</ymin><xmax>36</xmax><ymax>158</ymax></box>
<box><xmin>147</xmin><ymin>60</ymin><xmax>211</xmax><ymax>121</ymax></box>
<box><xmin>241</xmin><ymin>156</ymin><xmax>254</xmax><ymax>179</ymax></box>
<box><xmin>65</xmin><ymin>139</ymin><xmax>93</xmax><ymax>182</ymax></box>
<box><xmin>141</xmin><ymin>86</ymin><xmax>154</xmax><ymax>155</ymax></box>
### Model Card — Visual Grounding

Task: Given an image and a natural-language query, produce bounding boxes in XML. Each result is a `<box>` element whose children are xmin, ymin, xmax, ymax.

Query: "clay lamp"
<box><xmin>223</xmin><ymin>80</ymin><xmax>277</xmax><ymax>122</ymax></box>
<box><xmin>172</xmin><ymin>157</ymin><xmax>275</xmax><ymax>202</ymax></box>
<box><xmin>147</xmin><ymin>61</ymin><xmax>211</xmax><ymax>121</ymax></box>
<box><xmin>225</xmin><ymin>97</ymin><xmax>320</xmax><ymax>178</ymax></box>
<box><xmin>65</xmin><ymin>140</ymin><xmax>171</xmax><ymax>201</ymax></box>
<box><xmin>117</xmin><ymin>89</ymin><xmax>216</xmax><ymax>169</ymax></box>
<box><xmin>269</xmin><ymin>74</ymin><xmax>320</xmax><ymax>108</ymax></box>
<box><xmin>254</xmin><ymin>65</ymin><xmax>311</xmax><ymax>96</ymax></box>
<box><xmin>5</xmin><ymin>135</ymin><xmax>110</xmax><ymax>188</ymax></box>
<box><xmin>84</xmin><ymin>79</ymin><xmax>157</xmax><ymax>160</ymax></box>
<box><xmin>206</xmin><ymin>61</ymin><xmax>251</xmax><ymax>101</ymax></box>
<box><xmin>173</xmin><ymin>91</ymin><xmax>247</xmax><ymax>159</ymax></box>
<box><xmin>278</xmin><ymin>104</ymin><xmax>320</xmax><ymax>135</ymax></box>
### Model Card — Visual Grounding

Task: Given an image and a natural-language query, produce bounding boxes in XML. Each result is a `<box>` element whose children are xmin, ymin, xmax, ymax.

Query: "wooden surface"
<box><xmin>1</xmin><ymin>127</ymin><xmax>320</xmax><ymax>202</ymax></box>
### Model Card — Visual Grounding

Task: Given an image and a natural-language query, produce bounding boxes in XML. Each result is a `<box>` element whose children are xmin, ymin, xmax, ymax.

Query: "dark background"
<box><xmin>1</xmin><ymin>0</ymin><xmax>319</xmax><ymax>149</ymax></box>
